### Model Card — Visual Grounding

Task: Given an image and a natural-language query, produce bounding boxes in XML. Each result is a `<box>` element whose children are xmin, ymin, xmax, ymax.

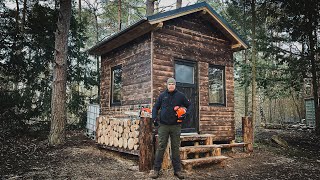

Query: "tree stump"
<box><xmin>139</xmin><ymin>116</ymin><xmax>154</xmax><ymax>172</ymax></box>
<box><xmin>242</xmin><ymin>116</ymin><xmax>253</xmax><ymax>152</ymax></box>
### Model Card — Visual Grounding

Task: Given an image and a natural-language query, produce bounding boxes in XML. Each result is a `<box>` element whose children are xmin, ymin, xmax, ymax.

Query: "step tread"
<box><xmin>181</xmin><ymin>156</ymin><xmax>228</xmax><ymax>165</ymax></box>
<box><xmin>180</xmin><ymin>145</ymin><xmax>222</xmax><ymax>152</ymax></box>
<box><xmin>180</xmin><ymin>134</ymin><xmax>215</xmax><ymax>142</ymax></box>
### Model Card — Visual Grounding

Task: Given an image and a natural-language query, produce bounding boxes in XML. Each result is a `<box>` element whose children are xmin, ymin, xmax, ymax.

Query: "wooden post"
<box><xmin>230</xmin><ymin>140</ymin><xmax>235</xmax><ymax>152</ymax></box>
<box><xmin>194</xmin><ymin>141</ymin><xmax>199</xmax><ymax>158</ymax></box>
<box><xmin>242</xmin><ymin>116</ymin><xmax>253</xmax><ymax>152</ymax></box>
<box><xmin>139</xmin><ymin>116</ymin><xmax>154</xmax><ymax>172</ymax></box>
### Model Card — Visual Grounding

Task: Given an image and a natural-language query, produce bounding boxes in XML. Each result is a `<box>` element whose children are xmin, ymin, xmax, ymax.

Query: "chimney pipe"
<box><xmin>176</xmin><ymin>0</ymin><xmax>182</xmax><ymax>9</ymax></box>
<box><xmin>146</xmin><ymin>0</ymin><xmax>155</xmax><ymax>16</ymax></box>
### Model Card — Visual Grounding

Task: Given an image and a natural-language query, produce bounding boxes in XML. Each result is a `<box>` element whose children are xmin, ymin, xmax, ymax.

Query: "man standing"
<box><xmin>149</xmin><ymin>78</ymin><xmax>192</xmax><ymax>179</ymax></box>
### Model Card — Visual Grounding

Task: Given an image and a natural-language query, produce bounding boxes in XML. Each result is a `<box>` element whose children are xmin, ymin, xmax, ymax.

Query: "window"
<box><xmin>175</xmin><ymin>63</ymin><xmax>194</xmax><ymax>84</ymax></box>
<box><xmin>111</xmin><ymin>65</ymin><xmax>122</xmax><ymax>105</ymax></box>
<box><xmin>208</xmin><ymin>65</ymin><xmax>225</xmax><ymax>105</ymax></box>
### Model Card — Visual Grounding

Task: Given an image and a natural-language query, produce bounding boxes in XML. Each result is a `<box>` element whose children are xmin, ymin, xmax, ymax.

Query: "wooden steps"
<box><xmin>181</xmin><ymin>156</ymin><xmax>229</xmax><ymax>171</ymax></box>
<box><xmin>177</xmin><ymin>134</ymin><xmax>249</xmax><ymax>170</ymax></box>
<box><xmin>180</xmin><ymin>145</ymin><xmax>222</xmax><ymax>160</ymax></box>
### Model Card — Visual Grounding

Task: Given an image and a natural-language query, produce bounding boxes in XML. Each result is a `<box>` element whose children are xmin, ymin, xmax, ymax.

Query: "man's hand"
<box><xmin>179</xmin><ymin>114</ymin><xmax>186</xmax><ymax>121</ymax></box>
<box><xmin>177</xmin><ymin>114</ymin><xmax>187</xmax><ymax>123</ymax></box>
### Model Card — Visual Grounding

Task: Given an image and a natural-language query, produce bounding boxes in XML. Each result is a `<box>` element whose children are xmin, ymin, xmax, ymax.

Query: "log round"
<box><xmin>128</xmin><ymin>138</ymin><xmax>134</xmax><ymax>150</ymax></box>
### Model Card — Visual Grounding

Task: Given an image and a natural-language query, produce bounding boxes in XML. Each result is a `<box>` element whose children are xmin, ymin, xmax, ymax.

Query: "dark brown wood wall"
<box><xmin>100</xmin><ymin>34</ymin><xmax>152</xmax><ymax>116</ymax></box>
<box><xmin>152</xmin><ymin>13</ymin><xmax>235</xmax><ymax>141</ymax></box>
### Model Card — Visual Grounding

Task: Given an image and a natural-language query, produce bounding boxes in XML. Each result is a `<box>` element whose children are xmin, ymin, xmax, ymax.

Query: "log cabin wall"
<box><xmin>100</xmin><ymin>34</ymin><xmax>152</xmax><ymax>118</ymax></box>
<box><xmin>152</xmin><ymin>13</ymin><xmax>235</xmax><ymax>141</ymax></box>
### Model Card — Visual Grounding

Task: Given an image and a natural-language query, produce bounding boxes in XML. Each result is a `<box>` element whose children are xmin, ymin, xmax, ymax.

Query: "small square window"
<box><xmin>175</xmin><ymin>63</ymin><xmax>194</xmax><ymax>84</ymax></box>
<box><xmin>111</xmin><ymin>65</ymin><xmax>122</xmax><ymax>105</ymax></box>
<box><xmin>208</xmin><ymin>65</ymin><xmax>225</xmax><ymax>105</ymax></box>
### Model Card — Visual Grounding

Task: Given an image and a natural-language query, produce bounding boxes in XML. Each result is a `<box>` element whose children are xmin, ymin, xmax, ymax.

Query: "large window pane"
<box><xmin>208</xmin><ymin>66</ymin><xmax>225</xmax><ymax>105</ymax></box>
<box><xmin>175</xmin><ymin>63</ymin><xmax>194</xmax><ymax>84</ymax></box>
<box><xmin>111</xmin><ymin>65</ymin><xmax>122</xmax><ymax>105</ymax></box>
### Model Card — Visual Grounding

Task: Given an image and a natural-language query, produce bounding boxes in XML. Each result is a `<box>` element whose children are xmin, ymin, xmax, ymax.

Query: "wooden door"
<box><xmin>174</xmin><ymin>60</ymin><xmax>198</xmax><ymax>133</ymax></box>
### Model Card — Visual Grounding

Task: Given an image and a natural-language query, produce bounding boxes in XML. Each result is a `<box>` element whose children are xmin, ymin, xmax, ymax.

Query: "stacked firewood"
<box><xmin>96</xmin><ymin>116</ymin><xmax>140</xmax><ymax>150</ymax></box>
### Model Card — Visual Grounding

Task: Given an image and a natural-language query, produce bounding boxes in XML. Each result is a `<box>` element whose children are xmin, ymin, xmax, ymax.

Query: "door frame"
<box><xmin>174</xmin><ymin>58</ymin><xmax>199</xmax><ymax>133</ymax></box>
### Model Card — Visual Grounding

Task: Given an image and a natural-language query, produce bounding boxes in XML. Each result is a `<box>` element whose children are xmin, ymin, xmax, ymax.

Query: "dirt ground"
<box><xmin>2</xmin><ymin>128</ymin><xmax>320</xmax><ymax>180</ymax></box>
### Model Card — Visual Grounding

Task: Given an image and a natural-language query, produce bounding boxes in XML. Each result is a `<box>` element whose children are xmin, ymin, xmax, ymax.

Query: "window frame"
<box><xmin>208</xmin><ymin>64</ymin><xmax>226</xmax><ymax>106</ymax></box>
<box><xmin>174</xmin><ymin>60</ymin><xmax>196</xmax><ymax>88</ymax></box>
<box><xmin>110</xmin><ymin>65</ymin><xmax>122</xmax><ymax>106</ymax></box>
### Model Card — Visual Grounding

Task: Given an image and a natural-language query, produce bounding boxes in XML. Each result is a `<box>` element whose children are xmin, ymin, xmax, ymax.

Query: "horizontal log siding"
<box><xmin>100</xmin><ymin>35</ymin><xmax>152</xmax><ymax>116</ymax></box>
<box><xmin>152</xmin><ymin>13</ymin><xmax>235</xmax><ymax>141</ymax></box>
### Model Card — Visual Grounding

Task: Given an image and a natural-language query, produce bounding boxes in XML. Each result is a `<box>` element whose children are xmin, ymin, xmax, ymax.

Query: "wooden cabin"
<box><xmin>89</xmin><ymin>2</ymin><xmax>250</xmax><ymax>165</ymax></box>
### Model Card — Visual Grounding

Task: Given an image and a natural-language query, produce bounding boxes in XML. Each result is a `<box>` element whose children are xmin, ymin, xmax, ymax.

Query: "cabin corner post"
<box><xmin>242</xmin><ymin>116</ymin><xmax>253</xmax><ymax>152</ymax></box>
<box><xmin>139</xmin><ymin>116</ymin><xmax>154</xmax><ymax>172</ymax></box>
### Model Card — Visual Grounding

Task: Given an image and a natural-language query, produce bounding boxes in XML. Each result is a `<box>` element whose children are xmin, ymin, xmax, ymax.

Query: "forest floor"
<box><xmin>2</xmin><ymin>128</ymin><xmax>320</xmax><ymax>180</ymax></box>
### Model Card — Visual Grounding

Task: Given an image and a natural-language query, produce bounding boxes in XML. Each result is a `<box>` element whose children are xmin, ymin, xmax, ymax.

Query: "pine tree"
<box><xmin>49</xmin><ymin>0</ymin><xmax>72</xmax><ymax>145</ymax></box>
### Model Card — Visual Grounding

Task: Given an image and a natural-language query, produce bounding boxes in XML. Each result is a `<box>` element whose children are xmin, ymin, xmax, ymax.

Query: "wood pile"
<box><xmin>96</xmin><ymin>116</ymin><xmax>140</xmax><ymax>150</ymax></box>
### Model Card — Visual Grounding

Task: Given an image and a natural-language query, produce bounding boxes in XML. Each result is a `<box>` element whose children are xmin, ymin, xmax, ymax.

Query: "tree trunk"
<box><xmin>79</xmin><ymin>0</ymin><xmax>82</xmax><ymax>21</ymax></box>
<box><xmin>49</xmin><ymin>0</ymin><xmax>72</xmax><ymax>146</ymax></box>
<box><xmin>15</xmin><ymin>0</ymin><xmax>20</xmax><ymax>27</ymax></box>
<box><xmin>118</xmin><ymin>0</ymin><xmax>122</xmax><ymax>31</ymax></box>
<box><xmin>94</xmin><ymin>11</ymin><xmax>100</xmax><ymax>102</ymax></box>
<box><xmin>146</xmin><ymin>0</ymin><xmax>155</xmax><ymax>16</ymax></box>
<box><xmin>309</xmin><ymin>34</ymin><xmax>319</xmax><ymax>134</ymax></box>
<box><xmin>290</xmin><ymin>89</ymin><xmax>302</xmax><ymax>120</ymax></box>
<box><xmin>251</xmin><ymin>0</ymin><xmax>257</xmax><ymax>139</ymax></box>
<box><xmin>244</xmin><ymin>50</ymin><xmax>249</xmax><ymax>116</ymax></box>
<box><xmin>306</xmin><ymin>7</ymin><xmax>320</xmax><ymax>134</ymax></box>
<box><xmin>242</xmin><ymin>1</ymin><xmax>249</xmax><ymax>117</ymax></box>
<box><xmin>21</xmin><ymin>0</ymin><xmax>27</xmax><ymax>31</ymax></box>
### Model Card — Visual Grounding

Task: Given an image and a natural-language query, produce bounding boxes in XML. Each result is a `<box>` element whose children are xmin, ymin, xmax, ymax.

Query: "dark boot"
<box><xmin>149</xmin><ymin>170</ymin><xmax>160</xmax><ymax>179</ymax></box>
<box><xmin>174</xmin><ymin>171</ymin><xmax>185</xmax><ymax>179</ymax></box>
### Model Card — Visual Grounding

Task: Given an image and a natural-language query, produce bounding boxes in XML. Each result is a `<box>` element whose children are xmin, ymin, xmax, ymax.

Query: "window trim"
<box><xmin>110</xmin><ymin>65</ymin><xmax>122</xmax><ymax>106</ymax></box>
<box><xmin>208</xmin><ymin>64</ymin><xmax>226</xmax><ymax>106</ymax></box>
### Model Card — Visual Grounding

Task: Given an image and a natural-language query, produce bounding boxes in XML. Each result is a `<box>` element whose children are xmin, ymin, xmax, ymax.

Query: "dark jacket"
<box><xmin>152</xmin><ymin>89</ymin><xmax>192</xmax><ymax>125</ymax></box>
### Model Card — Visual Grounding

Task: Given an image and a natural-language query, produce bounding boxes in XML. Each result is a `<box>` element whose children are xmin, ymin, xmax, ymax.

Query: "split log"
<box><xmin>105</xmin><ymin>136</ymin><xmax>109</xmax><ymax>146</ymax></box>
<box><xmin>109</xmin><ymin>136</ymin><xmax>114</xmax><ymax>146</ymax></box>
<box><xmin>101</xmin><ymin>135</ymin><xmax>105</xmax><ymax>144</ymax></box>
<box><xmin>123</xmin><ymin>138</ymin><xmax>128</xmax><ymax>149</ymax></box>
<box><xmin>114</xmin><ymin>137</ymin><xmax>119</xmax><ymax>147</ymax></box>
<box><xmin>118</xmin><ymin>137</ymin><xmax>123</xmax><ymax>148</ymax></box>
<box><xmin>128</xmin><ymin>138</ymin><xmax>134</xmax><ymax>150</ymax></box>
<box><xmin>118</xmin><ymin>126</ymin><xmax>123</xmax><ymax>134</ymax></box>
<box><xmin>133</xmin><ymin>131</ymin><xmax>139</xmax><ymax>138</ymax></box>
<box><xmin>134</xmin><ymin>137</ymin><xmax>139</xmax><ymax>145</ymax></box>
<box><xmin>127</xmin><ymin>120</ymin><xmax>131</xmax><ymax>126</ymax></box>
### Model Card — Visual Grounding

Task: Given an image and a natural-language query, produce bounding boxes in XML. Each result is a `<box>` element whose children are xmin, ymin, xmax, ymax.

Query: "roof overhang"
<box><xmin>88</xmin><ymin>19</ymin><xmax>163</xmax><ymax>56</ymax></box>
